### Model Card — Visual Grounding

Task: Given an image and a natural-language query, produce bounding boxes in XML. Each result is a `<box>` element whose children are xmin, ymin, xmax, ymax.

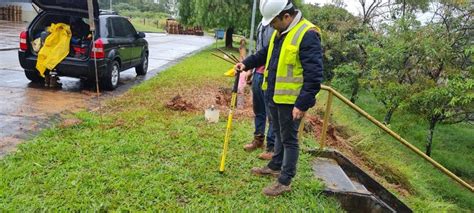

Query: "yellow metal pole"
<box><xmin>219</xmin><ymin>93</ymin><xmax>237</xmax><ymax>173</ymax></box>
<box><xmin>320</xmin><ymin>90</ymin><xmax>333</xmax><ymax>149</ymax></box>
<box><xmin>319</xmin><ymin>85</ymin><xmax>474</xmax><ymax>192</ymax></box>
<box><xmin>219</xmin><ymin>71</ymin><xmax>240</xmax><ymax>173</ymax></box>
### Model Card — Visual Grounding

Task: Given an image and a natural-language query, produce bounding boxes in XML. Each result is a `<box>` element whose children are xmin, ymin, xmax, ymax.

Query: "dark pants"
<box><xmin>252</xmin><ymin>72</ymin><xmax>275</xmax><ymax>151</ymax></box>
<box><xmin>266</xmin><ymin>99</ymin><xmax>302</xmax><ymax>186</ymax></box>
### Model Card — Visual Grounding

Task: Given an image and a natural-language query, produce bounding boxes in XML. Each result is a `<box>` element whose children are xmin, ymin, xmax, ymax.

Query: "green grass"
<box><xmin>0</xmin><ymin>49</ymin><xmax>342</xmax><ymax>211</ymax></box>
<box><xmin>1</xmin><ymin>46</ymin><xmax>472</xmax><ymax>211</ymax></box>
<box><xmin>332</xmin><ymin>89</ymin><xmax>474</xmax><ymax>181</ymax></box>
<box><xmin>130</xmin><ymin>18</ymin><xmax>166</xmax><ymax>33</ymax></box>
<box><xmin>313</xmin><ymin>89</ymin><xmax>474</xmax><ymax>211</ymax></box>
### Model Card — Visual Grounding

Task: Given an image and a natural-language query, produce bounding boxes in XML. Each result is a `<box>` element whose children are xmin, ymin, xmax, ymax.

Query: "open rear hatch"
<box><xmin>29</xmin><ymin>0</ymin><xmax>99</xmax><ymax>60</ymax></box>
<box><xmin>32</xmin><ymin>0</ymin><xmax>99</xmax><ymax>18</ymax></box>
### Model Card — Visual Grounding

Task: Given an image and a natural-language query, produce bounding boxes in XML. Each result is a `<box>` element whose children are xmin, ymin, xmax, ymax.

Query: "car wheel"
<box><xmin>24</xmin><ymin>69</ymin><xmax>44</xmax><ymax>83</ymax></box>
<box><xmin>135</xmin><ymin>52</ymin><xmax>148</xmax><ymax>75</ymax></box>
<box><xmin>102</xmin><ymin>60</ymin><xmax>120</xmax><ymax>90</ymax></box>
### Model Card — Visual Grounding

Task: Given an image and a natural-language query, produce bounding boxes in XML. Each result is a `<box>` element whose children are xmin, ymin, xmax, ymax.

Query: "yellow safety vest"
<box><xmin>262</xmin><ymin>19</ymin><xmax>320</xmax><ymax>104</ymax></box>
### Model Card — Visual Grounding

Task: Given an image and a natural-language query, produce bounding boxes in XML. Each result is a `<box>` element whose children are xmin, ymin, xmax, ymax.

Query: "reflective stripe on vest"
<box><xmin>262</xmin><ymin>19</ymin><xmax>320</xmax><ymax>104</ymax></box>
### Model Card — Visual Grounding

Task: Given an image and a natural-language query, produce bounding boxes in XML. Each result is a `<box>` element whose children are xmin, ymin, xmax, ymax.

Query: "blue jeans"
<box><xmin>252</xmin><ymin>72</ymin><xmax>275</xmax><ymax>151</ymax></box>
<box><xmin>266</xmin><ymin>100</ymin><xmax>302</xmax><ymax>186</ymax></box>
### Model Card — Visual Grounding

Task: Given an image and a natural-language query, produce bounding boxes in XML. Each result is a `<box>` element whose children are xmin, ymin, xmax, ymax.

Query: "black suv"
<box><xmin>18</xmin><ymin>0</ymin><xmax>148</xmax><ymax>90</ymax></box>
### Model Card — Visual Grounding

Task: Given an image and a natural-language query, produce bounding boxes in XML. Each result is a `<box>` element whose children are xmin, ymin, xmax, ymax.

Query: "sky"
<box><xmin>304</xmin><ymin>0</ymin><xmax>364</xmax><ymax>15</ymax></box>
<box><xmin>304</xmin><ymin>0</ymin><xmax>434</xmax><ymax>23</ymax></box>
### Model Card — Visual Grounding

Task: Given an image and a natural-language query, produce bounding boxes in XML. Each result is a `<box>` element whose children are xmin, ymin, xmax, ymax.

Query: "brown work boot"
<box><xmin>44</xmin><ymin>74</ymin><xmax>50</xmax><ymax>87</ymax></box>
<box><xmin>263</xmin><ymin>181</ymin><xmax>291</xmax><ymax>197</ymax></box>
<box><xmin>49</xmin><ymin>75</ymin><xmax>60</xmax><ymax>88</ymax></box>
<box><xmin>243</xmin><ymin>135</ymin><xmax>264</xmax><ymax>152</ymax></box>
<box><xmin>258</xmin><ymin>151</ymin><xmax>274</xmax><ymax>160</ymax></box>
<box><xmin>250</xmin><ymin>166</ymin><xmax>280</xmax><ymax>177</ymax></box>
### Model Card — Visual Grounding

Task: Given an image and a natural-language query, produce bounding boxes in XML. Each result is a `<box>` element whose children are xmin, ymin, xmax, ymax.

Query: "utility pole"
<box><xmin>110</xmin><ymin>0</ymin><xmax>112</xmax><ymax>11</ymax></box>
<box><xmin>249</xmin><ymin>0</ymin><xmax>257</xmax><ymax>55</ymax></box>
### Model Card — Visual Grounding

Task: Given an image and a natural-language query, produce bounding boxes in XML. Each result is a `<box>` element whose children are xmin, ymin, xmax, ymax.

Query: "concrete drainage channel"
<box><xmin>309</xmin><ymin>149</ymin><xmax>412</xmax><ymax>213</ymax></box>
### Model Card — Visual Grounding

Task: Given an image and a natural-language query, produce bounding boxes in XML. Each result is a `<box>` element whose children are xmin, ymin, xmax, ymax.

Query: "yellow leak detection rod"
<box><xmin>219</xmin><ymin>70</ymin><xmax>241</xmax><ymax>173</ymax></box>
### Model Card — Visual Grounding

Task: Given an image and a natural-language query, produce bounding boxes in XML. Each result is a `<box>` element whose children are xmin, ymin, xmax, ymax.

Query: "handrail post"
<box><xmin>320</xmin><ymin>90</ymin><xmax>333</xmax><ymax>149</ymax></box>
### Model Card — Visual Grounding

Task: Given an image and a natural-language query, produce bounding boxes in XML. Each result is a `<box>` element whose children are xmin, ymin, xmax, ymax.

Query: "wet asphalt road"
<box><xmin>0</xmin><ymin>33</ymin><xmax>214</xmax><ymax>157</ymax></box>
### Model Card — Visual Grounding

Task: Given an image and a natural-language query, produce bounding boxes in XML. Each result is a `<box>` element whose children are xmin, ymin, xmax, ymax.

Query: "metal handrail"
<box><xmin>319</xmin><ymin>85</ymin><xmax>474</xmax><ymax>192</ymax></box>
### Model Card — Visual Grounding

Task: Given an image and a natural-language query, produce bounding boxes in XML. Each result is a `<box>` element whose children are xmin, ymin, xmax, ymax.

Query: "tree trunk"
<box><xmin>383</xmin><ymin>106</ymin><xmax>396</xmax><ymax>125</ymax></box>
<box><xmin>402</xmin><ymin>0</ymin><xmax>406</xmax><ymax>19</ymax></box>
<box><xmin>352</xmin><ymin>44</ymin><xmax>366</xmax><ymax>104</ymax></box>
<box><xmin>350</xmin><ymin>80</ymin><xmax>359</xmax><ymax>103</ymax></box>
<box><xmin>426</xmin><ymin>117</ymin><xmax>437</xmax><ymax>156</ymax></box>
<box><xmin>225</xmin><ymin>27</ymin><xmax>234</xmax><ymax>48</ymax></box>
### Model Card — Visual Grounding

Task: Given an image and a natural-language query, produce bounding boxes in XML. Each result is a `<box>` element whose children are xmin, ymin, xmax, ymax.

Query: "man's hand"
<box><xmin>234</xmin><ymin>62</ymin><xmax>246</xmax><ymax>72</ymax></box>
<box><xmin>292</xmin><ymin>107</ymin><xmax>305</xmax><ymax>120</ymax></box>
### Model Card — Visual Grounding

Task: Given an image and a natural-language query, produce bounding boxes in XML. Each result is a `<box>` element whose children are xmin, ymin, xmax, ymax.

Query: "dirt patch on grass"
<box><xmin>166</xmin><ymin>95</ymin><xmax>195</xmax><ymax>111</ymax></box>
<box><xmin>215</xmin><ymin>87</ymin><xmax>233</xmax><ymax>106</ymax></box>
<box><xmin>173</xmin><ymin>84</ymin><xmax>254</xmax><ymax>118</ymax></box>
<box><xmin>304</xmin><ymin>114</ymin><xmax>412</xmax><ymax>196</ymax></box>
<box><xmin>59</xmin><ymin>118</ymin><xmax>83</xmax><ymax>128</ymax></box>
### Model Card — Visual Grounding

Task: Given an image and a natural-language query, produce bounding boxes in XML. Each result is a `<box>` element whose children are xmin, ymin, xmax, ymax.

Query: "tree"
<box><xmin>392</xmin><ymin>0</ymin><xmax>430</xmax><ymax>19</ymax></box>
<box><xmin>114</xmin><ymin>3</ymin><xmax>138</xmax><ymax>11</ymax></box>
<box><xmin>358</xmin><ymin>0</ymin><xmax>388</xmax><ymax>27</ymax></box>
<box><xmin>341</xmin><ymin>0</ymin><xmax>432</xmax><ymax>104</ymax></box>
<box><xmin>160</xmin><ymin>0</ymin><xmax>179</xmax><ymax>18</ymax></box>
<box><xmin>179</xmin><ymin>0</ymin><xmax>303</xmax><ymax>48</ymax></box>
<box><xmin>404</xmin><ymin>77</ymin><xmax>473</xmax><ymax>156</ymax></box>
<box><xmin>331</xmin><ymin>0</ymin><xmax>346</xmax><ymax>8</ymax></box>
<box><xmin>402</xmin><ymin>0</ymin><xmax>473</xmax><ymax>156</ymax></box>
<box><xmin>98</xmin><ymin>0</ymin><xmax>168</xmax><ymax>13</ymax></box>
<box><xmin>179</xmin><ymin>0</ymin><xmax>250</xmax><ymax>48</ymax></box>
<box><xmin>178</xmin><ymin>0</ymin><xmax>195</xmax><ymax>24</ymax></box>
<box><xmin>304</xmin><ymin>3</ymin><xmax>366</xmax><ymax>94</ymax></box>
<box><xmin>364</xmin><ymin>17</ymin><xmax>423</xmax><ymax>124</ymax></box>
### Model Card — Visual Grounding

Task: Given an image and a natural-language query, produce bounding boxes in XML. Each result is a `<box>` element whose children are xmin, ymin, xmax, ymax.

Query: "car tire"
<box><xmin>24</xmin><ymin>69</ymin><xmax>44</xmax><ymax>83</ymax></box>
<box><xmin>102</xmin><ymin>60</ymin><xmax>120</xmax><ymax>90</ymax></box>
<box><xmin>135</xmin><ymin>51</ymin><xmax>148</xmax><ymax>75</ymax></box>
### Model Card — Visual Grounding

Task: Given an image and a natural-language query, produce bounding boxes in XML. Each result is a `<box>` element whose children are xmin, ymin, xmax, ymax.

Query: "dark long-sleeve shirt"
<box><xmin>242</xmin><ymin>29</ymin><xmax>323</xmax><ymax>111</ymax></box>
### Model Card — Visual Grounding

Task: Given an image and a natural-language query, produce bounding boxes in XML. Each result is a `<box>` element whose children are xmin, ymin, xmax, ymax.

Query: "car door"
<box><xmin>120</xmin><ymin>18</ymin><xmax>144</xmax><ymax>66</ymax></box>
<box><xmin>110</xmin><ymin>17</ymin><xmax>134</xmax><ymax>69</ymax></box>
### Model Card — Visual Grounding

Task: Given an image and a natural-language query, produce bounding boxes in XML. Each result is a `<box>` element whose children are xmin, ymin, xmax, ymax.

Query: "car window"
<box><xmin>120</xmin><ymin>18</ymin><xmax>137</xmax><ymax>37</ymax></box>
<box><xmin>112</xmin><ymin>17</ymin><xmax>136</xmax><ymax>38</ymax></box>
<box><xmin>101</xmin><ymin>18</ymin><xmax>113</xmax><ymax>38</ymax></box>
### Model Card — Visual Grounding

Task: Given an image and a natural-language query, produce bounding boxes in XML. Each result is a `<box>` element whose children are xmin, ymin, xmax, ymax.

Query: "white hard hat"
<box><xmin>260</xmin><ymin>0</ymin><xmax>293</xmax><ymax>26</ymax></box>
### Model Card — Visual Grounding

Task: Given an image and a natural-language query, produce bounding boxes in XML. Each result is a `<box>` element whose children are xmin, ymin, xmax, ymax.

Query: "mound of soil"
<box><xmin>305</xmin><ymin>115</ymin><xmax>355</xmax><ymax>153</ymax></box>
<box><xmin>166</xmin><ymin>95</ymin><xmax>195</xmax><ymax>111</ymax></box>
<box><xmin>215</xmin><ymin>87</ymin><xmax>233</xmax><ymax>106</ymax></box>
<box><xmin>188</xmin><ymin>85</ymin><xmax>254</xmax><ymax>118</ymax></box>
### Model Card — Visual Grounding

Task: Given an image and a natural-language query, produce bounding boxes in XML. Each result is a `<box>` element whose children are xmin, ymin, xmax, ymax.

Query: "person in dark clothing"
<box><xmin>243</xmin><ymin>21</ymin><xmax>276</xmax><ymax>161</ymax></box>
<box><xmin>234</xmin><ymin>0</ymin><xmax>323</xmax><ymax>196</ymax></box>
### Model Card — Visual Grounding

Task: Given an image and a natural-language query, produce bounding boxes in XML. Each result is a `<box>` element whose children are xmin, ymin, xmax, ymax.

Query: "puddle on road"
<box><xmin>0</xmin><ymin>71</ymin><xmax>148</xmax><ymax>158</ymax></box>
<box><xmin>12</xmin><ymin>87</ymin><xmax>90</xmax><ymax>117</ymax></box>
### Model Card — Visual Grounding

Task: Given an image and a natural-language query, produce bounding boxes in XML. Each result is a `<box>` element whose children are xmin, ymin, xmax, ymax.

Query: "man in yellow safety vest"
<box><xmin>235</xmin><ymin>0</ymin><xmax>323</xmax><ymax>196</ymax></box>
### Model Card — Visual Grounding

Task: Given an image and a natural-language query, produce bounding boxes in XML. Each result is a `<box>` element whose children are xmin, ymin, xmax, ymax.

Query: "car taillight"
<box><xmin>90</xmin><ymin>38</ymin><xmax>105</xmax><ymax>59</ymax></box>
<box><xmin>19</xmin><ymin>31</ymin><xmax>28</xmax><ymax>51</ymax></box>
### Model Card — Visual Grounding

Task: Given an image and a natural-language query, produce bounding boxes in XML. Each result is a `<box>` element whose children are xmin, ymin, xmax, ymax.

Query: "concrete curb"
<box><xmin>0</xmin><ymin>48</ymin><xmax>19</xmax><ymax>51</ymax></box>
